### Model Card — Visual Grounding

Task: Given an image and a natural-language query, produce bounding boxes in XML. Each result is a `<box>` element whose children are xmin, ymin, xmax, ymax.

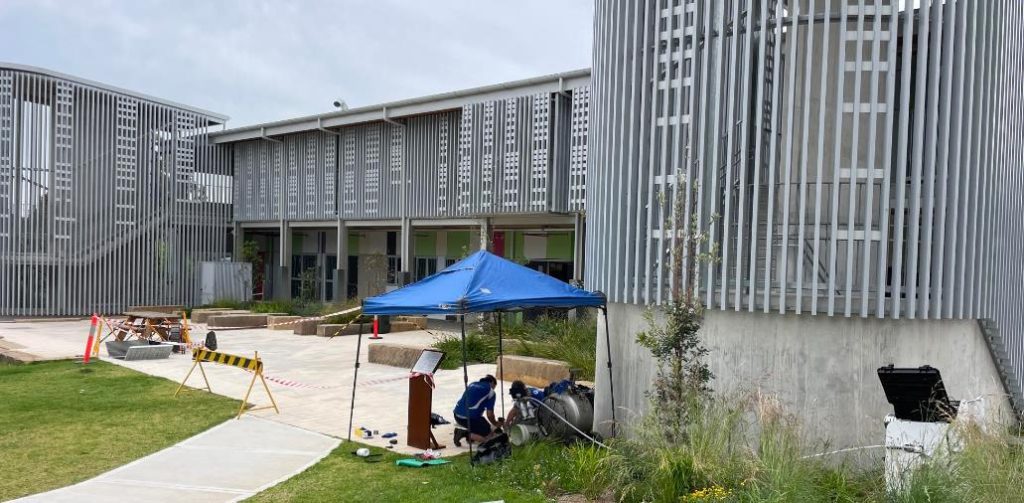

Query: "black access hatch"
<box><xmin>877</xmin><ymin>365</ymin><xmax>958</xmax><ymax>422</ymax></box>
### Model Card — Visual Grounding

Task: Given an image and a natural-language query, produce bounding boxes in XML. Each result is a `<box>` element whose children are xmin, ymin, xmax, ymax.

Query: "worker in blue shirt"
<box><xmin>453</xmin><ymin>375</ymin><xmax>503</xmax><ymax>445</ymax></box>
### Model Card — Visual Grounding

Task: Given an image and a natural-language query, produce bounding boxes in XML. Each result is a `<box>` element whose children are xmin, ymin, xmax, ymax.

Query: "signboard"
<box><xmin>411</xmin><ymin>349</ymin><xmax>445</xmax><ymax>375</ymax></box>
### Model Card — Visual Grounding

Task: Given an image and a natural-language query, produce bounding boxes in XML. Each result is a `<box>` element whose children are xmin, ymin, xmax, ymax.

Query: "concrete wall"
<box><xmin>595</xmin><ymin>303</ymin><xmax>1014</xmax><ymax>448</ymax></box>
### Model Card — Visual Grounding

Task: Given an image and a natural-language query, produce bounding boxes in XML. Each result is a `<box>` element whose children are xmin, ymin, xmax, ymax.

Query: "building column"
<box><xmin>479</xmin><ymin>218</ymin><xmax>492</xmax><ymax>251</ymax></box>
<box><xmin>572</xmin><ymin>213</ymin><xmax>585</xmax><ymax>285</ymax></box>
<box><xmin>232</xmin><ymin>222</ymin><xmax>244</xmax><ymax>261</ymax></box>
<box><xmin>334</xmin><ymin>220</ymin><xmax>348</xmax><ymax>301</ymax></box>
<box><xmin>399</xmin><ymin>218</ymin><xmax>414</xmax><ymax>285</ymax></box>
<box><xmin>275</xmin><ymin>221</ymin><xmax>292</xmax><ymax>300</ymax></box>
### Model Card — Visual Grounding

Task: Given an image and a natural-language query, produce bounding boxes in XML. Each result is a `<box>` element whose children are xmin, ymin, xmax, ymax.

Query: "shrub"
<box><xmin>247</xmin><ymin>299</ymin><xmax>298</xmax><ymax>314</ymax></box>
<box><xmin>477</xmin><ymin>312</ymin><xmax>599</xmax><ymax>380</ymax></box>
<box><xmin>431</xmin><ymin>332</ymin><xmax>498</xmax><ymax>369</ymax></box>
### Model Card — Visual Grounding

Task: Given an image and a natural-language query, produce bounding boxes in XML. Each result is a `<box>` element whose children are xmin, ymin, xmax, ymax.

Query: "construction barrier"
<box><xmin>175</xmin><ymin>348</ymin><xmax>279</xmax><ymax>419</ymax></box>
<box><xmin>81</xmin><ymin>314</ymin><xmax>98</xmax><ymax>364</ymax></box>
<box><xmin>369</xmin><ymin>315</ymin><xmax>382</xmax><ymax>340</ymax></box>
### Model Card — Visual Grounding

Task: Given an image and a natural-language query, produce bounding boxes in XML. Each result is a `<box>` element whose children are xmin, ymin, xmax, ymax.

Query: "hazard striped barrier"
<box><xmin>176</xmin><ymin>349</ymin><xmax>278</xmax><ymax>419</ymax></box>
<box><xmin>191</xmin><ymin>348</ymin><xmax>262</xmax><ymax>372</ymax></box>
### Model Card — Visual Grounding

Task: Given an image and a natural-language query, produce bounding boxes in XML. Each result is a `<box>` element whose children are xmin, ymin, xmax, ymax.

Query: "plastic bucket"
<box><xmin>508</xmin><ymin>423</ymin><xmax>540</xmax><ymax>446</ymax></box>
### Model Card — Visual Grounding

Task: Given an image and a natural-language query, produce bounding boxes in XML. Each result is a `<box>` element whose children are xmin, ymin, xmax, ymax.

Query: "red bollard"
<box><xmin>369</xmin><ymin>315</ymin><xmax>382</xmax><ymax>340</ymax></box>
<box><xmin>83</xmin><ymin>314</ymin><xmax>98</xmax><ymax>364</ymax></box>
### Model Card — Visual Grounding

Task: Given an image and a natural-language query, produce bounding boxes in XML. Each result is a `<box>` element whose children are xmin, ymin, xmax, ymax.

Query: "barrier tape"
<box><xmin>192</xmin><ymin>306</ymin><xmax>364</xmax><ymax>332</ymax></box>
<box><xmin>164</xmin><ymin>340</ymin><xmax>207</xmax><ymax>350</ymax></box>
<box><xmin>246</xmin><ymin>372</ymin><xmax>412</xmax><ymax>390</ymax></box>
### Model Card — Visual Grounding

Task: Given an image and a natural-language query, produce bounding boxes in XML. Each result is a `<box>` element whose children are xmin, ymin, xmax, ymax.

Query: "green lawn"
<box><xmin>0</xmin><ymin>360</ymin><xmax>239</xmax><ymax>501</ymax></box>
<box><xmin>250</xmin><ymin>440</ymin><xmax>601</xmax><ymax>502</ymax></box>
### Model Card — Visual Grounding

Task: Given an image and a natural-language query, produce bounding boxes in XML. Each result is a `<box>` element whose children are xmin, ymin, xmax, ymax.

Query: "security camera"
<box><xmin>333</xmin><ymin>99</ymin><xmax>349</xmax><ymax>111</ymax></box>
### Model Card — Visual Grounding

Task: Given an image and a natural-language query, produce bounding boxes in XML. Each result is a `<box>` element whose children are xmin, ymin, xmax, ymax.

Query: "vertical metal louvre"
<box><xmin>0</xmin><ymin>65</ymin><xmax>230</xmax><ymax>316</ymax></box>
<box><xmin>587</xmin><ymin>1</ymin><xmax>1024</xmax><ymax>383</ymax></box>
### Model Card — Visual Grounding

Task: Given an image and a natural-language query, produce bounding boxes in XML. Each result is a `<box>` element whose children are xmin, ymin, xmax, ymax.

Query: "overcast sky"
<box><xmin>0</xmin><ymin>0</ymin><xmax>593</xmax><ymax>127</ymax></box>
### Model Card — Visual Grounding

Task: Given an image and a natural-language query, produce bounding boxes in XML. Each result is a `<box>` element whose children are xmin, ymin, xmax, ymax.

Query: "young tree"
<box><xmin>635</xmin><ymin>162</ymin><xmax>718</xmax><ymax>435</ymax></box>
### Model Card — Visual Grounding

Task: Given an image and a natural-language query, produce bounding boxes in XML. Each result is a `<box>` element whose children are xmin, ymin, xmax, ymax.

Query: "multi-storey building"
<box><xmin>588</xmin><ymin>0</ymin><xmax>1023</xmax><ymax>445</ymax></box>
<box><xmin>3</xmin><ymin>0</ymin><xmax>1023</xmax><ymax>448</ymax></box>
<box><xmin>215</xmin><ymin>70</ymin><xmax>591</xmax><ymax>302</ymax></box>
<box><xmin>0</xmin><ymin>64</ymin><xmax>230</xmax><ymax>316</ymax></box>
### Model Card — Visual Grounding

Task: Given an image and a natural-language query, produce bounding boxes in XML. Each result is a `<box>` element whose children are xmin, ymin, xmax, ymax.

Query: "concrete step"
<box><xmin>496</xmin><ymin>354</ymin><xmax>571</xmax><ymax>389</ymax></box>
<box><xmin>367</xmin><ymin>342</ymin><xmax>429</xmax><ymax>368</ymax></box>
<box><xmin>316</xmin><ymin>324</ymin><xmax>362</xmax><ymax>337</ymax></box>
<box><xmin>292</xmin><ymin>319</ymin><xmax>320</xmax><ymax>336</ymax></box>
<box><xmin>394</xmin><ymin>316</ymin><xmax>428</xmax><ymax>330</ymax></box>
<box><xmin>267</xmin><ymin>315</ymin><xmax>302</xmax><ymax>331</ymax></box>
<box><xmin>207</xmin><ymin>314</ymin><xmax>267</xmax><ymax>328</ymax></box>
<box><xmin>192</xmin><ymin>309</ymin><xmax>249</xmax><ymax>324</ymax></box>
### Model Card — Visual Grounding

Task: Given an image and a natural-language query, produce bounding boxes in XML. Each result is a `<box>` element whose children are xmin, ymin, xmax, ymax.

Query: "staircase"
<box><xmin>977</xmin><ymin>319</ymin><xmax>1024</xmax><ymax>422</ymax></box>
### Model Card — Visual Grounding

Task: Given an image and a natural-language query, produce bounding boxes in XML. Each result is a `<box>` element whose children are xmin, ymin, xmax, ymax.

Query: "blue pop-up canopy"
<box><xmin>362</xmin><ymin>250</ymin><xmax>605</xmax><ymax>315</ymax></box>
<box><xmin>347</xmin><ymin>250</ymin><xmax>617</xmax><ymax>447</ymax></box>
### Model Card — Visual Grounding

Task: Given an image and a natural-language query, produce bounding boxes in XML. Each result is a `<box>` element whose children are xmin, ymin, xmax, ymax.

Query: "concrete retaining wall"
<box><xmin>292</xmin><ymin>319</ymin><xmax>319</xmax><ymax>336</ymax></box>
<box><xmin>267</xmin><ymin>316</ymin><xmax>302</xmax><ymax>331</ymax></box>
<box><xmin>594</xmin><ymin>304</ymin><xmax>1015</xmax><ymax>447</ymax></box>
<box><xmin>368</xmin><ymin>342</ymin><xmax>428</xmax><ymax>368</ymax></box>
<box><xmin>192</xmin><ymin>309</ymin><xmax>246</xmax><ymax>324</ymax></box>
<box><xmin>496</xmin><ymin>355</ymin><xmax>571</xmax><ymax>388</ymax></box>
<box><xmin>206</xmin><ymin>314</ymin><xmax>267</xmax><ymax>328</ymax></box>
<box><xmin>317</xmin><ymin>324</ymin><xmax>362</xmax><ymax>337</ymax></box>
<box><xmin>395</xmin><ymin>316</ymin><xmax>428</xmax><ymax>330</ymax></box>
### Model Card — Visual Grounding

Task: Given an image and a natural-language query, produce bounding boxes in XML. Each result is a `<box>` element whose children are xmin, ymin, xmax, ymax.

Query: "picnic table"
<box><xmin>111</xmin><ymin>311</ymin><xmax>188</xmax><ymax>343</ymax></box>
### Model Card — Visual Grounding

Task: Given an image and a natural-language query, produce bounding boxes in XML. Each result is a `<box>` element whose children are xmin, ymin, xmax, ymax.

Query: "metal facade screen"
<box><xmin>586</xmin><ymin>1</ymin><xmax>1024</xmax><ymax>381</ymax></box>
<box><xmin>0</xmin><ymin>66</ymin><xmax>230</xmax><ymax>316</ymax></box>
<box><xmin>229</xmin><ymin>88</ymin><xmax>590</xmax><ymax>222</ymax></box>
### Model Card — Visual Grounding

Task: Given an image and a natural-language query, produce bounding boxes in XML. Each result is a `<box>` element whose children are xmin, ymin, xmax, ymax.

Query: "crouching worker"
<box><xmin>453</xmin><ymin>375</ymin><xmax>503</xmax><ymax>446</ymax></box>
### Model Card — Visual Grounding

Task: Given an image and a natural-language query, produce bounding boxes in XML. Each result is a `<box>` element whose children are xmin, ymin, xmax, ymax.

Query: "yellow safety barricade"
<box><xmin>175</xmin><ymin>348</ymin><xmax>280</xmax><ymax>419</ymax></box>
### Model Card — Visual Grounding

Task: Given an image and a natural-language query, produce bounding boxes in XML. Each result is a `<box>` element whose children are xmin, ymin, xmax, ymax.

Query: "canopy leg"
<box><xmin>460</xmin><ymin>315</ymin><xmax>473</xmax><ymax>464</ymax></box>
<box><xmin>497</xmin><ymin>311</ymin><xmax>504</xmax><ymax>421</ymax></box>
<box><xmin>347</xmin><ymin>322</ymin><xmax>364</xmax><ymax>442</ymax></box>
<box><xmin>602</xmin><ymin>307</ymin><xmax>617</xmax><ymax>434</ymax></box>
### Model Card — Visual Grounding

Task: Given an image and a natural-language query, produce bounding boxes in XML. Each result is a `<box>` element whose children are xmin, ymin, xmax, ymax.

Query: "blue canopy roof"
<box><xmin>362</xmin><ymin>250</ymin><xmax>605</xmax><ymax>315</ymax></box>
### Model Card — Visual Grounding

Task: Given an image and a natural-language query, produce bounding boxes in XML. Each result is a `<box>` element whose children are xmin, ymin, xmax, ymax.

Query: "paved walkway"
<box><xmin>0</xmin><ymin>318</ymin><xmax>510</xmax><ymax>456</ymax></box>
<box><xmin>14</xmin><ymin>416</ymin><xmax>339</xmax><ymax>503</ymax></box>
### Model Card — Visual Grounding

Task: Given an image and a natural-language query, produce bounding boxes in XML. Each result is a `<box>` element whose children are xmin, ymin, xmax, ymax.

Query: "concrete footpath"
<box><xmin>0</xmin><ymin>319</ymin><xmax>510</xmax><ymax>456</ymax></box>
<box><xmin>14</xmin><ymin>416</ymin><xmax>339</xmax><ymax>503</ymax></box>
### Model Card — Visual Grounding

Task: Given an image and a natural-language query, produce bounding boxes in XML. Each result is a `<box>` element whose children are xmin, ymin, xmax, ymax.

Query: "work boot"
<box><xmin>453</xmin><ymin>427</ymin><xmax>468</xmax><ymax>447</ymax></box>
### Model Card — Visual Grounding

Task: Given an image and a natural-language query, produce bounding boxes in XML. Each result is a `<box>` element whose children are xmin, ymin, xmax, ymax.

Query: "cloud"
<box><xmin>0</xmin><ymin>0</ymin><xmax>593</xmax><ymax>126</ymax></box>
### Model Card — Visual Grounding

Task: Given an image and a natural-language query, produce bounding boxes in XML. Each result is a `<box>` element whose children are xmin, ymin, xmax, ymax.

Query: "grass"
<box><xmin>595</xmin><ymin>393</ymin><xmax>880</xmax><ymax>502</ymax></box>
<box><xmin>249</xmin><ymin>440</ymin><xmax>602</xmax><ymax>502</ymax></box>
<box><xmin>0</xmin><ymin>360</ymin><xmax>239</xmax><ymax>501</ymax></box>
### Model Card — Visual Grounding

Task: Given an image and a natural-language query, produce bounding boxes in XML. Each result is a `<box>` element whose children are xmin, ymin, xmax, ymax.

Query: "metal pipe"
<box><xmin>347</xmin><ymin>321</ymin><xmax>364</xmax><ymax>442</ymax></box>
<box><xmin>497</xmin><ymin>311</ymin><xmax>504</xmax><ymax>420</ymax></box>
<box><xmin>601</xmin><ymin>306</ymin><xmax>616</xmax><ymax>433</ymax></box>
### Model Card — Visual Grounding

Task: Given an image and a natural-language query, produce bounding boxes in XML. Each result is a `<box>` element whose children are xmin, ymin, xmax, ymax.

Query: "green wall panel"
<box><xmin>415</xmin><ymin>231</ymin><xmax>437</xmax><ymax>256</ymax></box>
<box><xmin>446</xmin><ymin>231</ymin><xmax>471</xmax><ymax>258</ymax></box>
<box><xmin>546</xmin><ymin>232</ymin><xmax>573</xmax><ymax>261</ymax></box>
